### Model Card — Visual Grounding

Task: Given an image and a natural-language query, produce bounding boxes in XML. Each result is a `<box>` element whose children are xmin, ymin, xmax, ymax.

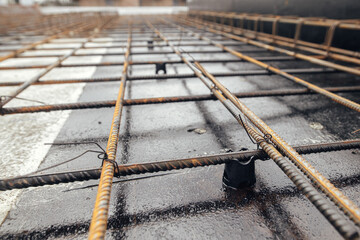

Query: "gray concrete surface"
<box><xmin>0</xmin><ymin>19</ymin><xmax>359</xmax><ymax>240</ymax></box>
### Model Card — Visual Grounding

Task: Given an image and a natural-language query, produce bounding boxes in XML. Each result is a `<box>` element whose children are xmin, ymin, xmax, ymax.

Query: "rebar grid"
<box><xmin>0</xmin><ymin>11</ymin><xmax>359</xmax><ymax>240</ymax></box>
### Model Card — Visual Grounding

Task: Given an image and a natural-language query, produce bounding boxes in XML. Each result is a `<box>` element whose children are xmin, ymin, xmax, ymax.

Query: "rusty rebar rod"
<box><xmin>222</xmin><ymin>24</ymin><xmax>360</xmax><ymax>65</ymax></box>
<box><xmin>1</xmin><ymin>86</ymin><xmax>359</xmax><ymax>115</ymax></box>
<box><xmin>88</xmin><ymin>22</ymin><xmax>132</xmax><ymax>240</ymax></box>
<box><xmin>0</xmin><ymin>68</ymin><xmax>337</xmax><ymax>87</ymax></box>
<box><xmin>3</xmin><ymin>41</ymin><xmax>245</xmax><ymax>51</ymax></box>
<box><xmin>0</xmin><ymin>16</ymin><xmax>105</xmax><ymax>63</ymax></box>
<box><xmin>181</xmin><ymin>16</ymin><xmax>360</xmax><ymax>76</ymax></box>
<box><xmin>192</xmin><ymin>11</ymin><xmax>360</xmax><ymax>31</ymax></box>
<box><xmin>0</xmin><ymin>19</ymin><xmax>114</xmax><ymax>108</ymax></box>
<box><xmin>0</xmin><ymin>140</ymin><xmax>358</xmax><ymax>191</ymax></box>
<box><xmin>13</xmin><ymin>49</ymin><xmax>266</xmax><ymax>58</ymax></box>
<box><xmin>0</xmin><ymin>56</ymin><xmax>296</xmax><ymax>70</ymax></box>
<box><xmin>169</xmin><ymin>18</ymin><xmax>360</xmax><ymax>112</ymax></box>
<box><xmin>190</xmin><ymin>11</ymin><xmax>360</xmax><ymax>60</ymax></box>
<box><xmin>169</xmin><ymin>19</ymin><xmax>360</xmax><ymax>227</ymax></box>
<box><xmin>148</xmin><ymin>21</ymin><xmax>360</xmax><ymax>239</ymax></box>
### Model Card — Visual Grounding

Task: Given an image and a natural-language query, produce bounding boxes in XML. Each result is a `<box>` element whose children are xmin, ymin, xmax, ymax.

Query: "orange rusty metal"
<box><xmin>88</xmin><ymin>22</ymin><xmax>132</xmax><ymax>240</ymax></box>
<box><xmin>190</xmin><ymin>11</ymin><xmax>360</xmax><ymax>61</ymax></box>
<box><xmin>147</xmin><ymin>20</ymin><xmax>359</xmax><ymax>238</ymax></box>
<box><xmin>183</xmin><ymin>16</ymin><xmax>360</xmax><ymax>69</ymax></box>
<box><xmin>173</xmin><ymin>17</ymin><xmax>360</xmax><ymax>112</ymax></box>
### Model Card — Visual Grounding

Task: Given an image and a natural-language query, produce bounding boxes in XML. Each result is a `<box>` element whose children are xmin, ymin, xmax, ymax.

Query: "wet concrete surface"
<box><xmin>0</xmin><ymin>20</ymin><xmax>359</xmax><ymax>240</ymax></box>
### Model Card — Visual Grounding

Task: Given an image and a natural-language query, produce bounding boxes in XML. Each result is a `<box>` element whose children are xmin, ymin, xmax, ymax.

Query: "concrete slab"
<box><xmin>0</xmin><ymin>57</ymin><xmax>58</xmax><ymax>67</ymax></box>
<box><xmin>0</xmin><ymin>17</ymin><xmax>359</xmax><ymax>240</ymax></box>
<box><xmin>36</xmin><ymin>43</ymin><xmax>82</xmax><ymax>49</ymax></box>
<box><xmin>0</xmin><ymin>69</ymin><xmax>44</xmax><ymax>83</ymax></box>
<box><xmin>20</xmin><ymin>49</ymin><xmax>72</xmax><ymax>56</ymax></box>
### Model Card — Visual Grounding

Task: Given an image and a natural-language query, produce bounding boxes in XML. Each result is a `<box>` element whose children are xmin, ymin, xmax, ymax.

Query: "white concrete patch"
<box><xmin>62</xmin><ymin>56</ymin><xmax>103</xmax><ymax>65</ymax></box>
<box><xmin>20</xmin><ymin>49</ymin><xmax>72</xmax><ymax>56</ymax></box>
<box><xmin>0</xmin><ymin>69</ymin><xmax>43</xmax><ymax>83</ymax></box>
<box><xmin>85</xmin><ymin>42</ymin><xmax>114</xmax><ymax>48</ymax></box>
<box><xmin>0</xmin><ymin>87</ymin><xmax>17</xmax><ymax>99</ymax></box>
<box><xmin>106</xmin><ymin>48</ymin><xmax>126</xmax><ymax>54</ymax></box>
<box><xmin>76</xmin><ymin>48</ymin><xmax>107</xmax><ymax>55</ymax></box>
<box><xmin>0</xmin><ymin>52</ymin><xmax>11</xmax><ymax>57</ymax></box>
<box><xmin>92</xmin><ymin>38</ymin><xmax>114</xmax><ymax>42</ymax></box>
<box><xmin>40</xmin><ymin>66</ymin><xmax>97</xmax><ymax>80</ymax></box>
<box><xmin>0</xmin><ymin>45</ymin><xmax>23</xmax><ymax>51</ymax></box>
<box><xmin>5</xmin><ymin>83</ymin><xmax>86</xmax><ymax>107</ymax></box>
<box><xmin>36</xmin><ymin>43</ymin><xmax>82</xmax><ymax>49</ymax></box>
<box><xmin>51</xmin><ymin>38</ymin><xmax>87</xmax><ymax>43</ymax></box>
<box><xmin>0</xmin><ymin>83</ymin><xmax>85</xmax><ymax>225</ymax></box>
<box><xmin>0</xmin><ymin>57</ymin><xmax>58</xmax><ymax>67</ymax></box>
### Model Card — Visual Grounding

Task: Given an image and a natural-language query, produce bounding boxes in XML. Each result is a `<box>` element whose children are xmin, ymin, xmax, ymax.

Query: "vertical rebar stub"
<box><xmin>222</xmin><ymin>159</ymin><xmax>256</xmax><ymax>189</ymax></box>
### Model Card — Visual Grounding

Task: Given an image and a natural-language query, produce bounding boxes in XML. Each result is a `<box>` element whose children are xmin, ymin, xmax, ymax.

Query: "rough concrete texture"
<box><xmin>0</xmin><ymin>20</ymin><xmax>359</xmax><ymax>240</ymax></box>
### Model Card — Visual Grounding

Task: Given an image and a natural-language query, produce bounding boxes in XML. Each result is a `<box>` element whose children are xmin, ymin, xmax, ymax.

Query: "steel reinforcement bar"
<box><xmin>148</xmin><ymin>20</ymin><xmax>360</xmax><ymax>238</ymax></box>
<box><xmin>0</xmin><ymin>140</ymin><xmax>358</xmax><ymax>191</ymax></box>
<box><xmin>169</xmin><ymin>17</ymin><xmax>360</xmax><ymax>112</ymax></box>
<box><xmin>190</xmin><ymin>11</ymin><xmax>360</xmax><ymax>62</ymax></box>
<box><xmin>0</xmin><ymin>14</ymin><xmax>106</xmax><ymax>63</ymax></box>
<box><xmin>0</xmin><ymin>56</ymin><xmax>296</xmax><ymax>70</ymax></box>
<box><xmin>88</xmin><ymin>22</ymin><xmax>132</xmax><ymax>240</ymax></box>
<box><xmin>181</xmin><ymin>16</ymin><xmax>360</xmax><ymax>77</ymax></box>
<box><xmin>167</xmin><ymin>18</ymin><xmax>360</xmax><ymax>227</ymax></box>
<box><xmin>1</xmin><ymin>86</ymin><xmax>359</xmax><ymax>115</ymax></box>
<box><xmin>0</xmin><ymin>68</ymin><xmax>337</xmax><ymax>87</ymax></box>
<box><xmin>0</xmin><ymin>17</ymin><xmax>114</xmax><ymax>108</ymax></box>
<box><xmin>192</xmin><ymin>11</ymin><xmax>360</xmax><ymax>30</ymax></box>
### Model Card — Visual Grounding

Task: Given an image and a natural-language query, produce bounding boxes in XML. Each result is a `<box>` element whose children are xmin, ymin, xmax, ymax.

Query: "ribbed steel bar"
<box><xmin>195</xmin><ymin>16</ymin><xmax>360</xmax><ymax>65</ymax></box>
<box><xmin>181</xmin><ymin>16</ymin><xmax>360</xmax><ymax>76</ymax></box>
<box><xmin>14</xmin><ymin>49</ymin><xmax>266</xmax><ymax>58</ymax></box>
<box><xmin>12</xmin><ymin>41</ymin><xmax>245</xmax><ymax>51</ymax></box>
<box><xmin>194</xmin><ymin>60</ymin><xmax>360</xmax><ymax>228</ymax></box>
<box><xmin>148</xmin><ymin>21</ymin><xmax>360</xmax><ymax>238</ymax></box>
<box><xmin>1</xmin><ymin>12</ymin><xmax>94</xmax><ymax>36</ymax></box>
<box><xmin>0</xmin><ymin>18</ymin><xmax>114</xmax><ymax>108</ymax></box>
<box><xmin>191</xmin><ymin>11</ymin><xmax>360</xmax><ymax>59</ymax></box>
<box><xmin>39</xmin><ymin>37</ymin><xmax>229</xmax><ymax>44</ymax></box>
<box><xmin>0</xmin><ymin>16</ymin><xmax>102</xmax><ymax>63</ymax></box>
<box><xmin>0</xmin><ymin>68</ymin><xmax>337</xmax><ymax>87</ymax></box>
<box><xmin>12</xmin><ymin>37</ymin><xmax>227</xmax><ymax>44</ymax></box>
<box><xmin>1</xmin><ymin>86</ymin><xmax>359</xmax><ymax>115</ymax></box>
<box><xmin>0</xmin><ymin>56</ymin><xmax>296</xmax><ymax>70</ymax></box>
<box><xmin>170</xmin><ymin>18</ymin><xmax>360</xmax><ymax>112</ymax></box>
<box><xmin>0</xmin><ymin>140</ymin><xmax>358</xmax><ymax>191</ymax></box>
<box><xmin>193</xmin><ymin>11</ymin><xmax>360</xmax><ymax>30</ymax></box>
<box><xmin>88</xmin><ymin>22</ymin><xmax>132</xmax><ymax>240</ymax></box>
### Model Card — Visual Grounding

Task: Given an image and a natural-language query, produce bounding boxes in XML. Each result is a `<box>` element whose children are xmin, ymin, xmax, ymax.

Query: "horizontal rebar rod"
<box><xmin>15</xmin><ymin>49</ymin><xmax>267</xmax><ymax>58</ymax></box>
<box><xmin>11</xmin><ymin>41</ymin><xmax>246</xmax><ymax>51</ymax></box>
<box><xmin>0</xmin><ymin>139</ymin><xmax>358</xmax><ymax>191</ymax></box>
<box><xmin>191</xmin><ymin>11</ymin><xmax>360</xmax><ymax>59</ymax></box>
<box><xmin>183</xmin><ymin>17</ymin><xmax>360</xmax><ymax>77</ymax></box>
<box><xmin>0</xmin><ymin>19</ymin><xmax>114</xmax><ymax>108</ymax></box>
<box><xmin>0</xmin><ymin>56</ymin><xmax>296</xmax><ymax>70</ymax></box>
<box><xmin>0</xmin><ymin>68</ymin><xmax>337</xmax><ymax>87</ymax></box>
<box><xmin>150</xmin><ymin>20</ymin><xmax>360</xmax><ymax>238</ymax></box>
<box><xmin>174</xmin><ymin>18</ymin><xmax>360</xmax><ymax>112</ymax></box>
<box><xmin>1</xmin><ymin>86</ymin><xmax>358</xmax><ymax>115</ymax></box>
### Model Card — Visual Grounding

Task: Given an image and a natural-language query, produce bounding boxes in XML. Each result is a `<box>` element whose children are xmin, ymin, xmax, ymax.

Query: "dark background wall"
<box><xmin>188</xmin><ymin>0</ymin><xmax>360</xmax><ymax>19</ymax></box>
